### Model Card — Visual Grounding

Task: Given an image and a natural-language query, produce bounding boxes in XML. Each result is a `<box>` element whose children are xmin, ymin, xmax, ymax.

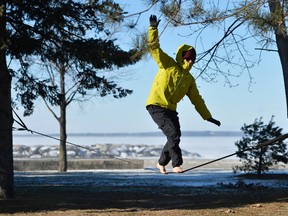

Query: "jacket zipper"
<box><xmin>169</xmin><ymin>72</ymin><xmax>186</xmax><ymax>100</ymax></box>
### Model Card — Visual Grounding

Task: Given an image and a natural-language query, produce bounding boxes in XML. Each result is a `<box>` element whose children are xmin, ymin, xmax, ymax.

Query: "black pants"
<box><xmin>147</xmin><ymin>105</ymin><xmax>182</xmax><ymax>167</ymax></box>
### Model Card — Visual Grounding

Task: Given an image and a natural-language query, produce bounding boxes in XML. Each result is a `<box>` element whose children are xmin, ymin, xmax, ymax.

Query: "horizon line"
<box><xmin>14</xmin><ymin>130</ymin><xmax>243</xmax><ymax>137</ymax></box>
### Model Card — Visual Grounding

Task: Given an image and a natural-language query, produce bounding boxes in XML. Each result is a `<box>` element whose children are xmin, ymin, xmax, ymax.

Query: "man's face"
<box><xmin>182</xmin><ymin>50</ymin><xmax>196</xmax><ymax>64</ymax></box>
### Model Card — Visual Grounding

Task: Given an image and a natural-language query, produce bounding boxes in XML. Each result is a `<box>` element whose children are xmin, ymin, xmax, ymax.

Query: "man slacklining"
<box><xmin>146</xmin><ymin>15</ymin><xmax>221</xmax><ymax>174</ymax></box>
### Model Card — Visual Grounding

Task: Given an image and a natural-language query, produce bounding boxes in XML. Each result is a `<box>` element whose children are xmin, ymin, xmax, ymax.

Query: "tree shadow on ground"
<box><xmin>1</xmin><ymin>185</ymin><xmax>287</xmax><ymax>214</ymax></box>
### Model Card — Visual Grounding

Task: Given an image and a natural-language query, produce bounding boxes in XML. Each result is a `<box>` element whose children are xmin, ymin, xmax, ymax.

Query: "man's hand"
<box><xmin>207</xmin><ymin>117</ymin><xmax>221</xmax><ymax>127</ymax></box>
<box><xmin>150</xmin><ymin>14</ymin><xmax>161</xmax><ymax>28</ymax></box>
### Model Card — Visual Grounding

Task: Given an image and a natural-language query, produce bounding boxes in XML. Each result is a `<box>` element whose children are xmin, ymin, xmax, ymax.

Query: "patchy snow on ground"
<box><xmin>14</xmin><ymin>168</ymin><xmax>288</xmax><ymax>189</ymax></box>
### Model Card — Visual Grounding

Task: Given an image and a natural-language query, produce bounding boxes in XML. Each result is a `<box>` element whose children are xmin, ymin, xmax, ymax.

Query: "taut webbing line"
<box><xmin>11</xmin><ymin>109</ymin><xmax>288</xmax><ymax>172</ymax></box>
<box><xmin>182</xmin><ymin>133</ymin><xmax>288</xmax><ymax>173</ymax></box>
<box><xmin>12</xmin><ymin>110</ymin><xmax>142</xmax><ymax>168</ymax></box>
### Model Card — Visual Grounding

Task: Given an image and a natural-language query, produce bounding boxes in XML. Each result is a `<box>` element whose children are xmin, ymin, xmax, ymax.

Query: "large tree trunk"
<box><xmin>269</xmin><ymin>0</ymin><xmax>288</xmax><ymax>117</ymax></box>
<box><xmin>275</xmin><ymin>34</ymin><xmax>288</xmax><ymax>118</ymax></box>
<box><xmin>58</xmin><ymin>63</ymin><xmax>67</xmax><ymax>172</ymax></box>
<box><xmin>0</xmin><ymin>1</ymin><xmax>14</xmax><ymax>199</ymax></box>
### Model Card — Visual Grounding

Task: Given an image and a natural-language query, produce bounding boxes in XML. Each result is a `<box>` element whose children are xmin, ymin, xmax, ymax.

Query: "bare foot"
<box><xmin>173</xmin><ymin>166</ymin><xmax>183</xmax><ymax>173</ymax></box>
<box><xmin>157</xmin><ymin>163</ymin><xmax>167</xmax><ymax>174</ymax></box>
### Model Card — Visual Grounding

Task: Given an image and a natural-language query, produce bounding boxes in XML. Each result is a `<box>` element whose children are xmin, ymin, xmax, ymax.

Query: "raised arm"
<box><xmin>148</xmin><ymin>15</ymin><xmax>174</xmax><ymax>69</ymax></box>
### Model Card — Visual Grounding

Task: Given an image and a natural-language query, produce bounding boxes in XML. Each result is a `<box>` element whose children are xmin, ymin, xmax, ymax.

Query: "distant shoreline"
<box><xmin>14</xmin><ymin>130</ymin><xmax>243</xmax><ymax>137</ymax></box>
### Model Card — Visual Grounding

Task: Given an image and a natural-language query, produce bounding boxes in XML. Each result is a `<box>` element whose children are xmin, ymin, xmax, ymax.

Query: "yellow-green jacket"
<box><xmin>146</xmin><ymin>27</ymin><xmax>212</xmax><ymax>120</ymax></box>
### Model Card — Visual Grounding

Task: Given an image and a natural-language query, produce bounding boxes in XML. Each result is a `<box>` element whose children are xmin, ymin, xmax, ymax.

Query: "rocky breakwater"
<box><xmin>13</xmin><ymin>143</ymin><xmax>200</xmax><ymax>159</ymax></box>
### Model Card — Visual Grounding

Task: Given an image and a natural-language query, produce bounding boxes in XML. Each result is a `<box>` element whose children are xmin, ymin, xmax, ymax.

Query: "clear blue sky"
<box><xmin>13</xmin><ymin>1</ymin><xmax>288</xmax><ymax>134</ymax></box>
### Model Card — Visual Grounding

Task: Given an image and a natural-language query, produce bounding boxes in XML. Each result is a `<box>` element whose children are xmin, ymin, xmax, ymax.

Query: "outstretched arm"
<box><xmin>187</xmin><ymin>78</ymin><xmax>221</xmax><ymax>127</ymax></box>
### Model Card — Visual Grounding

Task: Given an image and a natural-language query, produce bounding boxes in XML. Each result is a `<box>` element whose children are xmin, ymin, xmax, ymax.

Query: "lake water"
<box><xmin>13</xmin><ymin>133</ymin><xmax>242</xmax><ymax>159</ymax></box>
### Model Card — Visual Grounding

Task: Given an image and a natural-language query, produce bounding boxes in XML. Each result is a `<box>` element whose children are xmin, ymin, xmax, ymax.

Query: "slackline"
<box><xmin>11</xmin><ymin>109</ymin><xmax>288</xmax><ymax>173</ymax></box>
<box><xmin>182</xmin><ymin>133</ymin><xmax>288</xmax><ymax>173</ymax></box>
<box><xmin>12</xmin><ymin>109</ymin><xmax>143</xmax><ymax>169</ymax></box>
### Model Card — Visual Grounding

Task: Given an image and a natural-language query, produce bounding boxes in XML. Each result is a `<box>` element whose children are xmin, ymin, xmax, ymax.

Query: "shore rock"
<box><xmin>13</xmin><ymin>144</ymin><xmax>201</xmax><ymax>159</ymax></box>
